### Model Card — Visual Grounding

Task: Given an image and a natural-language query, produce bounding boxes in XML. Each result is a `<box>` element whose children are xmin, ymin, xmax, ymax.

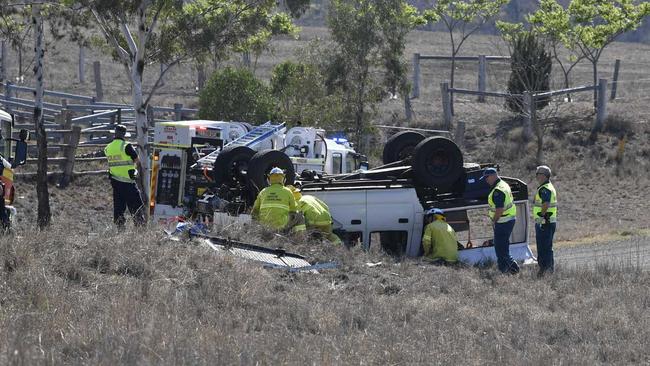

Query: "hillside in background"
<box><xmin>296</xmin><ymin>0</ymin><xmax>650</xmax><ymax>43</ymax></box>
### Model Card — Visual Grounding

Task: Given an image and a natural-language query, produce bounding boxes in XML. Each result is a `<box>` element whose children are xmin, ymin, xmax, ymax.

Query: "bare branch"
<box><xmin>91</xmin><ymin>8</ymin><xmax>130</xmax><ymax>63</ymax></box>
<box><xmin>120</xmin><ymin>22</ymin><xmax>137</xmax><ymax>56</ymax></box>
<box><xmin>143</xmin><ymin>56</ymin><xmax>185</xmax><ymax>106</ymax></box>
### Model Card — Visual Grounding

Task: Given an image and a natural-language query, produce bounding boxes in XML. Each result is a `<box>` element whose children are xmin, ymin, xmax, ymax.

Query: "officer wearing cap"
<box><xmin>251</xmin><ymin>167</ymin><xmax>298</xmax><ymax>231</ymax></box>
<box><xmin>421</xmin><ymin>208</ymin><xmax>459</xmax><ymax>265</ymax></box>
<box><xmin>534</xmin><ymin>165</ymin><xmax>557</xmax><ymax>275</ymax></box>
<box><xmin>104</xmin><ymin>125</ymin><xmax>144</xmax><ymax>227</ymax></box>
<box><xmin>481</xmin><ymin>168</ymin><xmax>519</xmax><ymax>274</ymax></box>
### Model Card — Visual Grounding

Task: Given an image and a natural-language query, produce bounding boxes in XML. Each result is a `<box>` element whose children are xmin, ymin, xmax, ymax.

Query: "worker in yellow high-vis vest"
<box><xmin>481</xmin><ymin>167</ymin><xmax>519</xmax><ymax>274</ymax></box>
<box><xmin>533</xmin><ymin>165</ymin><xmax>557</xmax><ymax>276</ymax></box>
<box><xmin>288</xmin><ymin>185</ymin><xmax>342</xmax><ymax>245</ymax></box>
<box><xmin>421</xmin><ymin>208</ymin><xmax>459</xmax><ymax>265</ymax></box>
<box><xmin>104</xmin><ymin>125</ymin><xmax>144</xmax><ymax>227</ymax></box>
<box><xmin>251</xmin><ymin>167</ymin><xmax>298</xmax><ymax>232</ymax></box>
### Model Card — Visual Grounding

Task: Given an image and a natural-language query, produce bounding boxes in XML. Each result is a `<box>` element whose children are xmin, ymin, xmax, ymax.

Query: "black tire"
<box><xmin>213</xmin><ymin>145</ymin><xmax>256</xmax><ymax>186</ymax></box>
<box><xmin>240</xmin><ymin>122</ymin><xmax>254</xmax><ymax>132</ymax></box>
<box><xmin>411</xmin><ymin>136</ymin><xmax>464</xmax><ymax>191</ymax></box>
<box><xmin>382</xmin><ymin>131</ymin><xmax>425</xmax><ymax>164</ymax></box>
<box><xmin>247</xmin><ymin>149</ymin><xmax>295</xmax><ymax>193</ymax></box>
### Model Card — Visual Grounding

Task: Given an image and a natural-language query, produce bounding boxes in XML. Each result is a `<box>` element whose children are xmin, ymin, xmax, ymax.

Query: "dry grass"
<box><xmin>1</xmin><ymin>25</ymin><xmax>650</xmax><ymax>365</ymax></box>
<box><xmin>1</xmin><ymin>222</ymin><xmax>649</xmax><ymax>365</ymax></box>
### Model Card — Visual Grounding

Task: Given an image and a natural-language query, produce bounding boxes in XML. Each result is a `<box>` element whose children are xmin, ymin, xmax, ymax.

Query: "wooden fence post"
<box><xmin>1</xmin><ymin>118</ymin><xmax>11</xmax><ymax>158</ymax></box>
<box><xmin>0</xmin><ymin>41</ymin><xmax>6</xmax><ymax>83</ymax></box>
<box><xmin>174</xmin><ymin>103</ymin><xmax>183</xmax><ymax>121</ymax></box>
<box><xmin>412</xmin><ymin>53</ymin><xmax>420</xmax><ymax>99</ymax></box>
<box><xmin>610</xmin><ymin>59</ymin><xmax>620</xmax><ymax>101</ymax></box>
<box><xmin>159</xmin><ymin>63</ymin><xmax>166</xmax><ymax>87</ymax></box>
<box><xmin>78</xmin><ymin>45</ymin><xmax>85</xmax><ymax>84</ymax></box>
<box><xmin>146</xmin><ymin>104</ymin><xmax>155</xmax><ymax>127</ymax></box>
<box><xmin>523</xmin><ymin>92</ymin><xmax>533</xmax><ymax>141</ymax></box>
<box><xmin>404</xmin><ymin>93</ymin><xmax>412</xmax><ymax>122</ymax></box>
<box><xmin>58</xmin><ymin>125</ymin><xmax>81</xmax><ymax>188</ymax></box>
<box><xmin>4</xmin><ymin>81</ymin><xmax>13</xmax><ymax>114</ymax></box>
<box><xmin>93</xmin><ymin>61</ymin><xmax>103</xmax><ymax>102</ymax></box>
<box><xmin>454</xmin><ymin>120</ymin><xmax>465</xmax><ymax>149</ymax></box>
<box><xmin>440</xmin><ymin>82</ymin><xmax>452</xmax><ymax>130</ymax></box>
<box><xmin>242</xmin><ymin>52</ymin><xmax>251</xmax><ymax>68</ymax></box>
<box><xmin>477</xmin><ymin>55</ymin><xmax>486</xmax><ymax>103</ymax></box>
<box><xmin>197</xmin><ymin>63</ymin><xmax>206</xmax><ymax>91</ymax></box>
<box><xmin>594</xmin><ymin>79</ymin><xmax>608</xmax><ymax>132</ymax></box>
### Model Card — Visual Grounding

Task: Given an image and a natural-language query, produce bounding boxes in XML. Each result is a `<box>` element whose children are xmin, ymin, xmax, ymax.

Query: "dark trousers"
<box><xmin>494</xmin><ymin>220</ymin><xmax>520</xmax><ymax>274</ymax></box>
<box><xmin>535</xmin><ymin>222</ymin><xmax>556</xmax><ymax>273</ymax></box>
<box><xmin>0</xmin><ymin>184</ymin><xmax>9</xmax><ymax>231</ymax></box>
<box><xmin>110</xmin><ymin>178</ymin><xmax>144</xmax><ymax>227</ymax></box>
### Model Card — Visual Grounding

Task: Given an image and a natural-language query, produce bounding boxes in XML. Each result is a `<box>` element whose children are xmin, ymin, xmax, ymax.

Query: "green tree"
<box><xmin>270</xmin><ymin>60</ymin><xmax>345</xmax><ymax>129</ymax></box>
<box><xmin>66</xmin><ymin>0</ymin><xmax>296</xmax><ymax>202</ymax></box>
<box><xmin>423</xmin><ymin>0</ymin><xmax>509</xmax><ymax>115</ymax></box>
<box><xmin>528</xmin><ymin>0</ymin><xmax>650</xmax><ymax>108</ymax></box>
<box><xmin>506</xmin><ymin>31</ymin><xmax>552</xmax><ymax>114</ymax></box>
<box><xmin>327</xmin><ymin>0</ymin><xmax>424</xmax><ymax>151</ymax></box>
<box><xmin>198</xmin><ymin>67</ymin><xmax>275</xmax><ymax>124</ymax></box>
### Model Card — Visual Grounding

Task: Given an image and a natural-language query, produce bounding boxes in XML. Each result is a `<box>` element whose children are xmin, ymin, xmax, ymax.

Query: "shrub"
<box><xmin>506</xmin><ymin>31</ymin><xmax>552</xmax><ymax>114</ymax></box>
<box><xmin>198</xmin><ymin>67</ymin><xmax>276</xmax><ymax>124</ymax></box>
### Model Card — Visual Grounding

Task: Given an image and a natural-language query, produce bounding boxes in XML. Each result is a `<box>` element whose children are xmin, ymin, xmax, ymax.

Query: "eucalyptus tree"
<box><xmin>68</xmin><ymin>0</ymin><xmax>296</xmax><ymax>203</ymax></box>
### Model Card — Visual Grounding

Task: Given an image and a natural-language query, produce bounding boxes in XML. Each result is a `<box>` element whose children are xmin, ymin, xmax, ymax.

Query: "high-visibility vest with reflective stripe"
<box><xmin>533</xmin><ymin>181</ymin><xmax>557</xmax><ymax>224</ymax></box>
<box><xmin>252</xmin><ymin>184</ymin><xmax>296</xmax><ymax>229</ymax></box>
<box><xmin>488</xmin><ymin>179</ymin><xmax>516</xmax><ymax>223</ymax></box>
<box><xmin>104</xmin><ymin>139</ymin><xmax>136</xmax><ymax>183</ymax></box>
<box><xmin>297</xmin><ymin>195</ymin><xmax>333</xmax><ymax>228</ymax></box>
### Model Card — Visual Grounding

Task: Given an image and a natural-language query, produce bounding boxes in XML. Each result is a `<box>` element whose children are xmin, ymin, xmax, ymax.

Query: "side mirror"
<box><xmin>299</xmin><ymin>145</ymin><xmax>309</xmax><ymax>155</ymax></box>
<box><xmin>359</xmin><ymin>162</ymin><xmax>369</xmax><ymax>171</ymax></box>
<box><xmin>13</xmin><ymin>140</ymin><xmax>27</xmax><ymax>166</ymax></box>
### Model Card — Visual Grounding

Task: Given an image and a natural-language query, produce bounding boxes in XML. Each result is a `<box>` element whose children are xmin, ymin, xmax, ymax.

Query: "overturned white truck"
<box><xmin>300</xmin><ymin>131</ymin><xmax>535</xmax><ymax>265</ymax></box>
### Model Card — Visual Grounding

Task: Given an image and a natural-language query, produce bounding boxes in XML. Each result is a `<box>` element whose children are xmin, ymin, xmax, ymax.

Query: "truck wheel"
<box><xmin>240</xmin><ymin>122</ymin><xmax>254</xmax><ymax>132</ymax></box>
<box><xmin>412</xmin><ymin>136</ymin><xmax>463</xmax><ymax>191</ymax></box>
<box><xmin>213</xmin><ymin>145</ymin><xmax>256</xmax><ymax>186</ymax></box>
<box><xmin>247</xmin><ymin>149</ymin><xmax>295</xmax><ymax>192</ymax></box>
<box><xmin>382</xmin><ymin>131</ymin><xmax>425</xmax><ymax>164</ymax></box>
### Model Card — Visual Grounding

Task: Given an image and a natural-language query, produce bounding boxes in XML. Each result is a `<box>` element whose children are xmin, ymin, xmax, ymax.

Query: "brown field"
<box><xmin>2</xmin><ymin>27</ymin><xmax>650</xmax><ymax>364</ymax></box>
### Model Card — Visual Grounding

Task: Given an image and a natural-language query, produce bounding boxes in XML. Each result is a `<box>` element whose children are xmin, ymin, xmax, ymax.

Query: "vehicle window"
<box><xmin>370</xmin><ymin>231</ymin><xmax>408</xmax><ymax>256</ymax></box>
<box><xmin>332</xmin><ymin>153</ymin><xmax>342</xmax><ymax>174</ymax></box>
<box><xmin>345</xmin><ymin>155</ymin><xmax>354</xmax><ymax>173</ymax></box>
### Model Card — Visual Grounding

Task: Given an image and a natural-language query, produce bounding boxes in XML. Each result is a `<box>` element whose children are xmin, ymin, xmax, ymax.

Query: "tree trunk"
<box><xmin>592</xmin><ymin>61</ymin><xmax>598</xmax><ymax>111</ymax></box>
<box><xmin>32</xmin><ymin>4</ymin><xmax>51</xmax><ymax>228</ymax></box>
<box><xmin>132</xmin><ymin>47</ymin><xmax>150</xmax><ymax>220</ymax></box>
<box><xmin>450</xmin><ymin>55</ymin><xmax>456</xmax><ymax>116</ymax></box>
<box><xmin>563</xmin><ymin>72</ymin><xmax>572</xmax><ymax>103</ymax></box>
<box><xmin>18</xmin><ymin>46</ymin><xmax>23</xmax><ymax>81</ymax></box>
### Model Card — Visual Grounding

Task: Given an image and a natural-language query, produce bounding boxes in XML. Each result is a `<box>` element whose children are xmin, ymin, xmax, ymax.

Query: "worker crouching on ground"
<box><xmin>534</xmin><ymin>165</ymin><xmax>557</xmax><ymax>276</ymax></box>
<box><xmin>251</xmin><ymin>167</ymin><xmax>298</xmax><ymax>232</ymax></box>
<box><xmin>421</xmin><ymin>208</ymin><xmax>459</xmax><ymax>265</ymax></box>
<box><xmin>481</xmin><ymin>168</ymin><xmax>520</xmax><ymax>274</ymax></box>
<box><xmin>288</xmin><ymin>185</ymin><xmax>342</xmax><ymax>245</ymax></box>
<box><xmin>104</xmin><ymin>124</ymin><xmax>145</xmax><ymax>227</ymax></box>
